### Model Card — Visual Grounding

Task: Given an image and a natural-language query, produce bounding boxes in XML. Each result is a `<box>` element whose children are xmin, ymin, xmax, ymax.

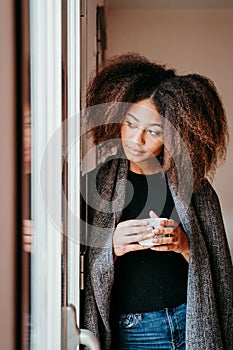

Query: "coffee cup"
<box><xmin>139</xmin><ymin>217</ymin><xmax>167</xmax><ymax>246</ymax></box>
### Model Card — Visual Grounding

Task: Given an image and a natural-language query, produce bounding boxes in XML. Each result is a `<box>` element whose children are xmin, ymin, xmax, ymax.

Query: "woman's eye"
<box><xmin>147</xmin><ymin>129</ymin><xmax>163</xmax><ymax>137</ymax></box>
<box><xmin>125</xmin><ymin>121</ymin><xmax>137</xmax><ymax>128</ymax></box>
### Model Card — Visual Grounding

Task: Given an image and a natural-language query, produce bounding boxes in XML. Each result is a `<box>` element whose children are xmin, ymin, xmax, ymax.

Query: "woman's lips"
<box><xmin>127</xmin><ymin>145</ymin><xmax>145</xmax><ymax>156</ymax></box>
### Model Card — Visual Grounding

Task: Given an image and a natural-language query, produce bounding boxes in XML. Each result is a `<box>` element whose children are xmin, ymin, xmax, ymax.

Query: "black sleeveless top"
<box><xmin>112</xmin><ymin>171</ymin><xmax>188</xmax><ymax>314</ymax></box>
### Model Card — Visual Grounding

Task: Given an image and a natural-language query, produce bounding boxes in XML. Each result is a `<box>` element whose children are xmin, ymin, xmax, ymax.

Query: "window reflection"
<box><xmin>21</xmin><ymin>0</ymin><xmax>31</xmax><ymax>348</ymax></box>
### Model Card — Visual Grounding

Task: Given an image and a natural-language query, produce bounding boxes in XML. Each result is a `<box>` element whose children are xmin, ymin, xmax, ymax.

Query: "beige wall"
<box><xmin>106</xmin><ymin>9</ymin><xmax>233</xmax><ymax>255</ymax></box>
<box><xmin>0</xmin><ymin>0</ymin><xmax>16</xmax><ymax>349</ymax></box>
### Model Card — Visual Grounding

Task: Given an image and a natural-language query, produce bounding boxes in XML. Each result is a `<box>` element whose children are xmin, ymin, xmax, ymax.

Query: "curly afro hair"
<box><xmin>152</xmin><ymin>73</ymin><xmax>229</xmax><ymax>192</ymax></box>
<box><xmin>84</xmin><ymin>53</ymin><xmax>175</xmax><ymax>147</ymax></box>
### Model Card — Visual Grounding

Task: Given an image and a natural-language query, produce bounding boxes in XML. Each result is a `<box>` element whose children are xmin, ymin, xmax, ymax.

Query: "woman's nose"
<box><xmin>132</xmin><ymin>128</ymin><xmax>145</xmax><ymax>144</ymax></box>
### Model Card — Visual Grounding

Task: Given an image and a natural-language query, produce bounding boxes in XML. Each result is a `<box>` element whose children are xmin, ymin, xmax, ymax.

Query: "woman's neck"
<box><xmin>129</xmin><ymin>160</ymin><xmax>162</xmax><ymax>175</ymax></box>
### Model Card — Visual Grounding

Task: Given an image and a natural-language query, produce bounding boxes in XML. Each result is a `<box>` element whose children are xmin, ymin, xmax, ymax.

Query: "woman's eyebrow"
<box><xmin>127</xmin><ymin>112</ymin><xmax>163</xmax><ymax>128</ymax></box>
<box><xmin>126</xmin><ymin>112</ymin><xmax>139</xmax><ymax>122</ymax></box>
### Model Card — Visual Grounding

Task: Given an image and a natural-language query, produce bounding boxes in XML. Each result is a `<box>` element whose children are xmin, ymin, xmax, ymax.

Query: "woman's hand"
<box><xmin>23</xmin><ymin>219</ymin><xmax>33</xmax><ymax>253</ymax></box>
<box><xmin>113</xmin><ymin>219</ymin><xmax>154</xmax><ymax>259</ymax></box>
<box><xmin>149</xmin><ymin>211</ymin><xmax>190</xmax><ymax>262</ymax></box>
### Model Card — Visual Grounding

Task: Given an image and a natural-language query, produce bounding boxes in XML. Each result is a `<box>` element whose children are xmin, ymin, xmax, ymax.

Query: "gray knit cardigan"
<box><xmin>83</xmin><ymin>156</ymin><xmax>233</xmax><ymax>350</ymax></box>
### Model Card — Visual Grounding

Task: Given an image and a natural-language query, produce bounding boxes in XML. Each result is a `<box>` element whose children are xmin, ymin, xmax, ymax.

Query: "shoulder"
<box><xmin>82</xmin><ymin>154</ymin><xmax>128</xmax><ymax>187</ymax></box>
<box><xmin>191</xmin><ymin>178</ymin><xmax>223</xmax><ymax>221</ymax></box>
<box><xmin>192</xmin><ymin>178</ymin><xmax>220</xmax><ymax>203</ymax></box>
<box><xmin>81</xmin><ymin>156</ymin><xmax>115</xmax><ymax>182</ymax></box>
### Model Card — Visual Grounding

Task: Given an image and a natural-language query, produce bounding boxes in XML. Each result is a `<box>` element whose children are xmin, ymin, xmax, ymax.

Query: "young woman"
<box><xmin>81</xmin><ymin>54</ymin><xmax>232</xmax><ymax>350</ymax></box>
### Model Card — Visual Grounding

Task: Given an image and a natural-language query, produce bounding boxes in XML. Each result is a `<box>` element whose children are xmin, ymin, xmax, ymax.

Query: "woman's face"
<box><xmin>121</xmin><ymin>99</ymin><xmax>164</xmax><ymax>174</ymax></box>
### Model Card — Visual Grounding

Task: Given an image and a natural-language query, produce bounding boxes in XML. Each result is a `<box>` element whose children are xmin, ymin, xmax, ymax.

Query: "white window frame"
<box><xmin>30</xmin><ymin>1</ymin><xmax>62</xmax><ymax>349</ymax></box>
<box><xmin>67</xmin><ymin>0</ymin><xmax>81</xmax><ymax>325</ymax></box>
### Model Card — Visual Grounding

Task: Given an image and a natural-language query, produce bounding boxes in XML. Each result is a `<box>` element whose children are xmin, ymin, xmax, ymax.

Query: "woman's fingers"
<box><xmin>114</xmin><ymin>219</ymin><xmax>153</xmax><ymax>243</ymax></box>
<box><xmin>23</xmin><ymin>219</ymin><xmax>33</xmax><ymax>253</ymax></box>
<box><xmin>113</xmin><ymin>218</ymin><xmax>189</xmax><ymax>259</ymax></box>
<box><xmin>116</xmin><ymin>219</ymin><xmax>150</xmax><ymax>229</ymax></box>
<box><xmin>159</xmin><ymin>218</ymin><xmax>177</xmax><ymax>228</ymax></box>
<box><xmin>115</xmin><ymin>227</ymin><xmax>154</xmax><ymax>245</ymax></box>
<box><xmin>150</xmin><ymin>244</ymin><xmax>175</xmax><ymax>252</ymax></box>
<box><xmin>113</xmin><ymin>219</ymin><xmax>157</xmax><ymax>256</ymax></box>
<box><xmin>123</xmin><ymin>225</ymin><xmax>153</xmax><ymax>236</ymax></box>
<box><xmin>151</xmin><ymin>224</ymin><xmax>190</xmax><ymax>261</ymax></box>
<box><xmin>152</xmin><ymin>234</ymin><xmax>176</xmax><ymax>245</ymax></box>
<box><xmin>129</xmin><ymin>232</ymin><xmax>155</xmax><ymax>244</ymax></box>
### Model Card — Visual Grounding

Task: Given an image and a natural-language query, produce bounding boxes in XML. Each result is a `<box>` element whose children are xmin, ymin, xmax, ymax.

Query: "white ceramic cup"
<box><xmin>139</xmin><ymin>218</ymin><xmax>167</xmax><ymax>246</ymax></box>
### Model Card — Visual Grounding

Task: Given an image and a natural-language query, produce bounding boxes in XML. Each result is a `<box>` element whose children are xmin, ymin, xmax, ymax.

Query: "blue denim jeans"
<box><xmin>118</xmin><ymin>303</ymin><xmax>186</xmax><ymax>350</ymax></box>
